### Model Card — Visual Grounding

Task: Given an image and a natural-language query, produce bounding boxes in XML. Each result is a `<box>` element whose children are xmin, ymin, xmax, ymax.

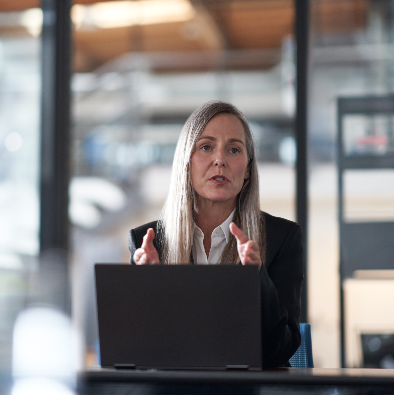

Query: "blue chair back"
<box><xmin>289</xmin><ymin>323</ymin><xmax>314</xmax><ymax>368</ymax></box>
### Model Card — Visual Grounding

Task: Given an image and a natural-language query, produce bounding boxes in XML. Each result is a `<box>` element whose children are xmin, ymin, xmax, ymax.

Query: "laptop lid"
<box><xmin>95</xmin><ymin>264</ymin><xmax>262</xmax><ymax>370</ymax></box>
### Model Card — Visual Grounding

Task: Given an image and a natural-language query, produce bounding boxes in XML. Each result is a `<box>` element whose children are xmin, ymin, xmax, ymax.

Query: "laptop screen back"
<box><xmin>95</xmin><ymin>264</ymin><xmax>262</xmax><ymax>370</ymax></box>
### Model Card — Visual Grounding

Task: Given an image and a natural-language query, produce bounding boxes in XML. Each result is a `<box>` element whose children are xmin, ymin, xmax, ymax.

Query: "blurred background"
<box><xmin>0</xmin><ymin>0</ymin><xmax>394</xmax><ymax>376</ymax></box>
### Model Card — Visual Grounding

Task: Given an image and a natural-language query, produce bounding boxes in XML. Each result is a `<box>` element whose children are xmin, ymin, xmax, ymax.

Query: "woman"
<box><xmin>128</xmin><ymin>100</ymin><xmax>303</xmax><ymax>368</ymax></box>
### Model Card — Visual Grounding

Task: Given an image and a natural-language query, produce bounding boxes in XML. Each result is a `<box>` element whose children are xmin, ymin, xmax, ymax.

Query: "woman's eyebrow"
<box><xmin>197</xmin><ymin>136</ymin><xmax>216</xmax><ymax>142</ymax></box>
<box><xmin>198</xmin><ymin>136</ymin><xmax>245</xmax><ymax>146</ymax></box>
<box><xmin>228</xmin><ymin>138</ymin><xmax>246</xmax><ymax>146</ymax></box>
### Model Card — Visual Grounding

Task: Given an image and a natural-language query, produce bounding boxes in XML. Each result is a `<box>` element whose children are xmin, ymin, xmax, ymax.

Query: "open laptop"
<box><xmin>95</xmin><ymin>264</ymin><xmax>262</xmax><ymax>370</ymax></box>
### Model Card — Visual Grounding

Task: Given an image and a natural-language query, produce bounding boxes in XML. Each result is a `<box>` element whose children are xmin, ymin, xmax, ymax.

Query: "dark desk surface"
<box><xmin>79</xmin><ymin>366</ymin><xmax>394</xmax><ymax>395</ymax></box>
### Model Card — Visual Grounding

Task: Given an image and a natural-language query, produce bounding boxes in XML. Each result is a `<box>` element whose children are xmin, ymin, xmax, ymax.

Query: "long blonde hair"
<box><xmin>158</xmin><ymin>100</ymin><xmax>265</xmax><ymax>264</ymax></box>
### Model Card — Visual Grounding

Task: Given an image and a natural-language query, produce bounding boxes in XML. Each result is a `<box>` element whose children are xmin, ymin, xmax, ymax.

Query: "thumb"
<box><xmin>141</xmin><ymin>228</ymin><xmax>155</xmax><ymax>250</ymax></box>
<box><xmin>229</xmin><ymin>222</ymin><xmax>248</xmax><ymax>244</ymax></box>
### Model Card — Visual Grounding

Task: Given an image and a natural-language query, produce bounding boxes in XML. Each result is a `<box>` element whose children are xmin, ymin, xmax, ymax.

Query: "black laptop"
<box><xmin>95</xmin><ymin>264</ymin><xmax>262</xmax><ymax>370</ymax></box>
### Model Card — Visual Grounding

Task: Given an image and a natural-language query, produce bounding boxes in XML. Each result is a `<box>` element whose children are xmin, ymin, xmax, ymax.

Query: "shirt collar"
<box><xmin>220</xmin><ymin>209</ymin><xmax>235</xmax><ymax>244</ymax></box>
<box><xmin>192</xmin><ymin>209</ymin><xmax>235</xmax><ymax>243</ymax></box>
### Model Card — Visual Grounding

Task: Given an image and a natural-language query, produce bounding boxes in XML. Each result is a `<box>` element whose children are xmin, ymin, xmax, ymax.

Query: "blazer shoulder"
<box><xmin>262</xmin><ymin>211</ymin><xmax>302</xmax><ymax>266</ymax></box>
<box><xmin>128</xmin><ymin>220</ymin><xmax>160</xmax><ymax>264</ymax></box>
<box><xmin>262</xmin><ymin>211</ymin><xmax>300</xmax><ymax>234</ymax></box>
<box><xmin>132</xmin><ymin>220</ymin><xmax>159</xmax><ymax>240</ymax></box>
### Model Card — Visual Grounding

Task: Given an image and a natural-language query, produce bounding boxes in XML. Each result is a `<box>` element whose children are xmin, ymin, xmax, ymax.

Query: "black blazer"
<box><xmin>128</xmin><ymin>211</ymin><xmax>304</xmax><ymax>369</ymax></box>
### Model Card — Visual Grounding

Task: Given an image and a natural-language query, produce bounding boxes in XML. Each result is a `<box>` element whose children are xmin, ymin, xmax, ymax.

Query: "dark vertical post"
<box><xmin>40</xmin><ymin>0</ymin><xmax>72</xmax><ymax>253</ymax></box>
<box><xmin>337</xmin><ymin>99</ymin><xmax>345</xmax><ymax>367</ymax></box>
<box><xmin>39</xmin><ymin>0</ymin><xmax>72</xmax><ymax>311</ymax></box>
<box><xmin>295</xmin><ymin>0</ymin><xmax>309</xmax><ymax>323</ymax></box>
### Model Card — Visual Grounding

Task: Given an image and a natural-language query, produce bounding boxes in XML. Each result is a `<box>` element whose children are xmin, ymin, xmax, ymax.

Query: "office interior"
<box><xmin>0</xmin><ymin>0</ymin><xmax>394</xmax><ymax>381</ymax></box>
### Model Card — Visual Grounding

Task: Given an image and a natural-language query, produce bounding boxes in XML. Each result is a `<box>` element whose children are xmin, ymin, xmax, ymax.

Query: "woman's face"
<box><xmin>190</xmin><ymin>113</ymin><xmax>250</xmax><ymax>209</ymax></box>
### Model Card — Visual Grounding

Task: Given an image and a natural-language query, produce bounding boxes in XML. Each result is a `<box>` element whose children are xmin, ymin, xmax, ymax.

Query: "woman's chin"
<box><xmin>198</xmin><ymin>194</ymin><xmax>237</xmax><ymax>205</ymax></box>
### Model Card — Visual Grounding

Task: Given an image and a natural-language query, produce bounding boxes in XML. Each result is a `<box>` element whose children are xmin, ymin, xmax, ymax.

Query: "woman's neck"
<box><xmin>193</xmin><ymin>199</ymin><xmax>235</xmax><ymax>239</ymax></box>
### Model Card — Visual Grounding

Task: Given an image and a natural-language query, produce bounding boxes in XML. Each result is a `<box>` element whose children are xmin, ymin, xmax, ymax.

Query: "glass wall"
<box><xmin>0</xmin><ymin>9</ymin><xmax>42</xmax><ymax>369</ymax></box>
<box><xmin>3</xmin><ymin>0</ymin><xmax>393</xmax><ymax>371</ymax></box>
<box><xmin>309</xmin><ymin>0</ymin><xmax>394</xmax><ymax>367</ymax></box>
<box><xmin>69</xmin><ymin>0</ymin><xmax>297</xmax><ymax>363</ymax></box>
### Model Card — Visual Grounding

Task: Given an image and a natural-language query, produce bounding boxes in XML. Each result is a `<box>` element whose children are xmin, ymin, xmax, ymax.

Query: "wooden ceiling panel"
<box><xmin>140</xmin><ymin>22</ymin><xmax>220</xmax><ymax>51</ymax></box>
<box><xmin>228</xmin><ymin>11</ymin><xmax>293</xmax><ymax>29</ymax></box>
<box><xmin>0</xmin><ymin>0</ymin><xmax>39</xmax><ymax>12</ymax></box>
<box><xmin>74</xmin><ymin>27</ymin><xmax>135</xmax><ymax>70</ymax></box>
<box><xmin>1</xmin><ymin>0</ymin><xmax>369</xmax><ymax>72</ymax></box>
<box><xmin>73</xmin><ymin>19</ymin><xmax>221</xmax><ymax>71</ymax></box>
<box><xmin>228</xmin><ymin>13</ymin><xmax>293</xmax><ymax>48</ymax></box>
<box><xmin>203</xmin><ymin>0</ymin><xmax>294</xmax><ymax>49</ymax></box>
<box><xmin>311</xmin><ymin>0</ymin><xmax>368</xmax><ymax>34</ymax></box>
<box><xmin>0</xmin><ymin>0</ymin><xmax>120</xmax><ymax>12</ymax></box>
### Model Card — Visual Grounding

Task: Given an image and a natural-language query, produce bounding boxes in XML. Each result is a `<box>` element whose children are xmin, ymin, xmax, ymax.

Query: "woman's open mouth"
<box><xmin>210</xmin><ymin>176</ymin><xmax>229</xmax><ymax>184</ymax></box>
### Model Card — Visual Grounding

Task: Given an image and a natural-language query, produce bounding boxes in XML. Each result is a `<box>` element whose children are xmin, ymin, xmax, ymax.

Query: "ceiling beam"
<box><xmin>0</xmin><ymin>0</ymin><xmax>120</xmax><ymax>12</ymax></box>
<box><xmin>193</xmin><ymin>0</ymin><xmax>232</xmax><ymax>49</ymax></box>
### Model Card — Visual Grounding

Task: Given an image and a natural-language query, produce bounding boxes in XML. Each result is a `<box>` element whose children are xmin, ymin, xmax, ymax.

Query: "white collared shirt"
<box><xmin>192</xmin><ymin>210</ymin><xmax>235</xmax><ymax>264</ymax></box>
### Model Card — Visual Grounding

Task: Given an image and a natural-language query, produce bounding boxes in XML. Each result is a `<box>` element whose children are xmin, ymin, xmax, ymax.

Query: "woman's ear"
<box><xmin>244</xmin><ymin>164</ymin><xmax>250</xmax><ymax>180</ymax></box>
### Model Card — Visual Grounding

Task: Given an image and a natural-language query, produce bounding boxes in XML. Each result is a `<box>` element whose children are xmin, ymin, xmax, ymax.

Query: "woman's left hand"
<box><xmin>229</xmin><ymin>222</ymin><xmax>262</xmax><ymax>269</ymax></box>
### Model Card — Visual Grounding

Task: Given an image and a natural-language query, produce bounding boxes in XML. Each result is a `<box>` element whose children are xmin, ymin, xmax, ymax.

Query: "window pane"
<box><xmin>70</xmin><ymin>0</ymin><xmax>296</xmax><ymax>364</ymax></box>
<box><xmin>0</xmin><ymin>9</ymin><xmax>41</xmax><ymax>369</ymax></box>
<box><xmin>310</xmin><ymin>0</ymin><xmax>394</xmax><ymax>368</ymax></box>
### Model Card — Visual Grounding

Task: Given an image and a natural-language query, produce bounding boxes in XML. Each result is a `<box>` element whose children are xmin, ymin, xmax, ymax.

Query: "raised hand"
<box><xmin>133</xmin><ymin>228</ymin><xmax>160</xmax><ymax>265</ymax></box>
<box><xmin>229</xmin><ymin>222</ymin><xmax>262</xmax><ymax>268</ymax></box>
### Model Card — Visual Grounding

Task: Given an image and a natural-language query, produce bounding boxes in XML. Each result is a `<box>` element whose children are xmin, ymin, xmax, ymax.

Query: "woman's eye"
<box><xmin>202</xmin><ymin>145</ymin><xmax>211</xmax><ymax>151</ymax></box>
<box><xmin>230</xmin><ymin>147</ymin><xmax>240</xmax><ymax>154</ymax></box>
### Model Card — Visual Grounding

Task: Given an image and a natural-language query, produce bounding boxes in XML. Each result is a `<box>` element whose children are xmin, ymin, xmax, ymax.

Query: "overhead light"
<box><xmin>71</xmin><ymin>0</ymin><xmax>195</xmax><ymax>30</ymax></box>
<box><xmin>71</xmin><ymin>5</ymin><xmax>86</xmax><ymax>31</ymax></box>
<box><xmin>20</xmin><ymin>8</ymin><xmax>42</xmax><ymax>37</ymax></box>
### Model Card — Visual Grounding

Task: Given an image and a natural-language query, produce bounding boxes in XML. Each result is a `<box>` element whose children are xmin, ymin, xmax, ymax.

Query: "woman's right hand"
<box><xmin>133</xmin><ymin>228</ymin><xmax>160</xmax><ymax>264</ymax></box>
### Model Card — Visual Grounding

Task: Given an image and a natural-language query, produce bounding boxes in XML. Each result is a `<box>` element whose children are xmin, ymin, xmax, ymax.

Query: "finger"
<box><xmin>134</xmin><ymin>249</ymin><xmax>159</xmax><ymax>265</ymax></box>
<box><xmin>240</xmin><ymin>255</ymin><xmax>261</xmax><ymax>266</ymax></box>
<box><xmin>142</xmin><ymin>252</ymin><xmax>160</xmax><ymax>265</ymax></box>
<box><xmin>245</xmin><ymin>240</ymin><xmax>260</xmax><ymax>253</ymax></box>
<box><xmin>141</xmin><ymin>228</ymin><xmax>155</xmax><ymax>250</ymax></box>
<box><xmin>149</xmin><ymin>255</ymin><xmax>160</xmax><ymax>265</ymax></box>
<box><xmin>239</xmin><ymin>241</ymin><xmax>261</xmax><ymax>266</ymax></box>
<box><xmin>244</xmin><ymin>249</ymin><xmax>260</xmax><ymax>264</ymax></box>
<box><xmin>229</xmin><ymin>222</ymin><xmax>249</xmax><ymax>244</ymax></box>
<box><xmin>133</xmin><ymin>248</ymin><xmax>145</xmax><ymax>264</ymax></box>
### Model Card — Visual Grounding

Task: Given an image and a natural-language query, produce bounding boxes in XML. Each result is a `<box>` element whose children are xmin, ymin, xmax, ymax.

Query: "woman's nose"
<box><xmin>215</xmin><ymin>155</ymin><xmax>225</xmax><ymax>167</ymax></box>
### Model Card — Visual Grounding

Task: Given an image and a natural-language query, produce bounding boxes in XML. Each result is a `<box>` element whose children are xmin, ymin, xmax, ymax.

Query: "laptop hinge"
<box><xmin>225</xmin><ymin>365</ymin><xmax>249</xmax><ymax>370</ymax></box>
<box><xmin>114</xmin><ymin>364</ymin><xmax>136</xmax><ymax>370</ymax></box>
